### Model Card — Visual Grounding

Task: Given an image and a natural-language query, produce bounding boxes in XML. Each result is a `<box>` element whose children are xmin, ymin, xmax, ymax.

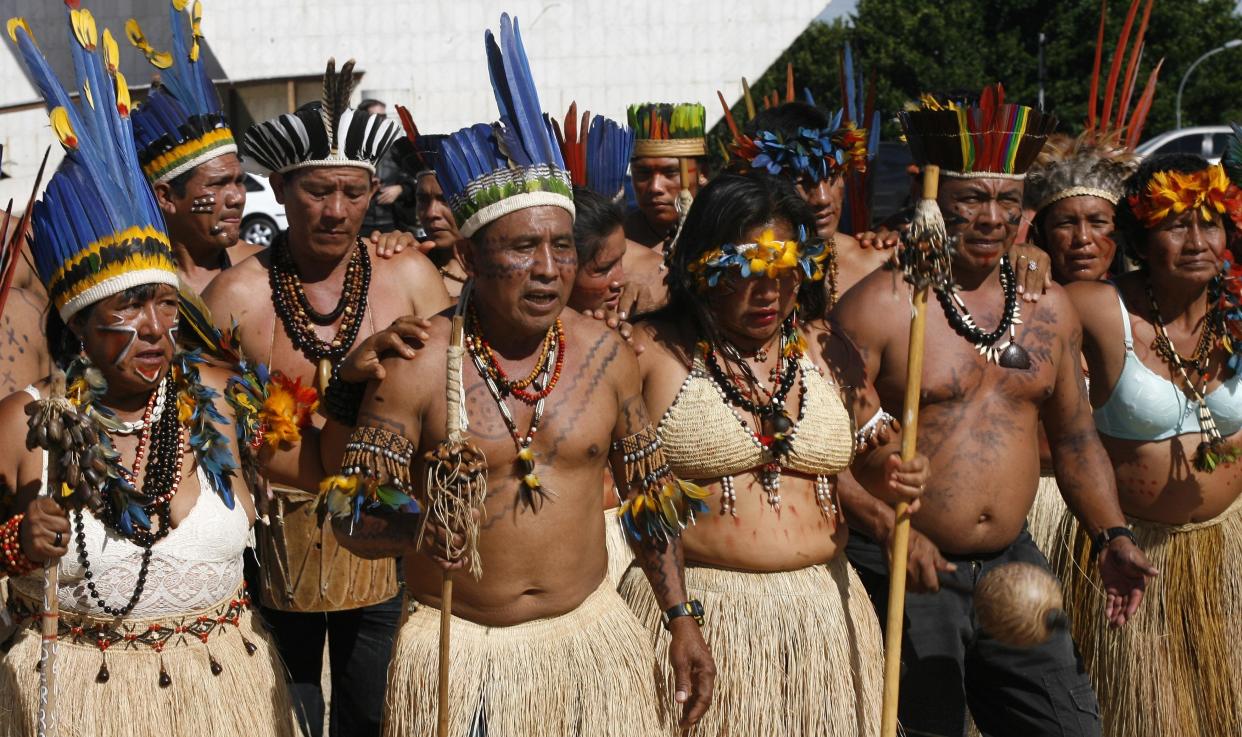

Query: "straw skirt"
<box><xmin>383</xmin><ymin>579</ymin><xmax>664</xmax><ymax>737</ymax></box>
<box><xmin>0</xmin><ymin>589</ymin><xmax>298</xmax><ymax>737</ymax></box>
<box><xmin>620</xmin><ymin>555</ymin><xmax>883</xmax><ymax>737</ymax></box>
<box><xmin>1060</xmin><ymin>495</ymin><xmax>1242</xmax><ymax>737</ymax></box>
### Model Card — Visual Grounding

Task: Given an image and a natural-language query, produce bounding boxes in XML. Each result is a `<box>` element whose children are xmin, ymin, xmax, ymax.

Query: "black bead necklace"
<box><xmin>935</xmin><ymin>255</ymin><xmax>1030</xmax><ymax>369</ymax></box>
<box><xmin>269</xmin><ymin>233</ymin><xmax>372</xmax><ymax>357</ymax></box>
<box><xmin>704</xmin><ymin>316</ymin><xmax>801</xmax><ymax>458</ymax></box>
<box><xmin>76</xmin><ymin>371</ymin><xmax>184</xmax><ymax>617</ymax></box>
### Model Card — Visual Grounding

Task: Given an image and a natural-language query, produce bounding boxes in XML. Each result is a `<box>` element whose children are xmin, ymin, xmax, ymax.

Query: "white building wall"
<box><xmin>0</xmin><ymin>0</ymin><xmax>830</xmax><ymax>205</ymax></box>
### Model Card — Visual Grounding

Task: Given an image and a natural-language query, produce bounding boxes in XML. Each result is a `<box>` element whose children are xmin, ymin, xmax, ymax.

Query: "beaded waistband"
<box><xmin>9</xmin><ymin>585</ymin><xmax>256</xmax><ymax>655</ymax></box>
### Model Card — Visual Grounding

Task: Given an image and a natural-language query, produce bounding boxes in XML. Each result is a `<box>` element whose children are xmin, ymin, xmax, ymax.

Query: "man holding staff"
<box><xmin>322</xmin><ymin>16</ymin><xmax>714</xmax><ymax>736</ymax></box>
<box><xmin>831</xmin><ymin>87</ymin><xmax>1156</xmax><ymax>737</ymax></box>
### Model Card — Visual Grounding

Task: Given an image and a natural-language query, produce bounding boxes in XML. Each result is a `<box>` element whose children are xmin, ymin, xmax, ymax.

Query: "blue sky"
<box><xmin>819</xmin><ymin>0</ymin><xmax>858</xmax><ymax>21</ymax></box>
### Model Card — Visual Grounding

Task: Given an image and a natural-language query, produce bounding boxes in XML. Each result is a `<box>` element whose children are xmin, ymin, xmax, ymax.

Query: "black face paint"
<box><xmin>944</xmin><ymin>212</ymin><xmax>970</xmax><ymax>227</ymax></box>
<box><xmin>1006</xmin><ymin>213</ymin><xmax>1022</xmax><ymax>226</ymax></box>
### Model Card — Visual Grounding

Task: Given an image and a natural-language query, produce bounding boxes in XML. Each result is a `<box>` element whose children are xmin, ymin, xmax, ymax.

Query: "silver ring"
<box><xmin>53</xmin><ymin>531</ymin><xmax>62</xmax><ymax>547</ymax></box>
<box><xmin>1026</xmin><ymin>260</ymin><xmax>1039</xmax><ymax>271</ymax></box>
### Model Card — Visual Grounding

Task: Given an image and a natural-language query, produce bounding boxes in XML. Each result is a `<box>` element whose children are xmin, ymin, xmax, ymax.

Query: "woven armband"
<box><xmin>613</xmin><ymin>427</ymin><xmax>709</xmax><ymax>544</ymax></box>
<box><xmin>321</xmin><ymin>426</ymin><xmax>421</xmax><ymax>523</ymax></box>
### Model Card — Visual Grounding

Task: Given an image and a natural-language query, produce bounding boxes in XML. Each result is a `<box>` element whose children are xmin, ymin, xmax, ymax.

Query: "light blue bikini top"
<box><xmin>1094</xmin><ymin>289</ymin><xmax>1242</xmax><ymax>441</ymax></box>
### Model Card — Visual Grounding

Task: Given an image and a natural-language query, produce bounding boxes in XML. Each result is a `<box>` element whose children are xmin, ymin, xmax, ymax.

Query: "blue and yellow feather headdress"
<box><xmin>127</xmin><ymin>0</ymin><xmax>236</xmax><ymax>184</ymax></box>
<box><xmin>437</xmin><ymin>14</ymin><xmax>574</xmax><ymax>239</ymax></box>
<box><xmin>6</xmin><ymin>4</ymin><xmax>176</xmax><ymax>321</ymax></box>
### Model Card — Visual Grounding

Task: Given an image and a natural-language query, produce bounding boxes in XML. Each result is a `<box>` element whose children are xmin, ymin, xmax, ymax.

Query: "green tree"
<box><xmin>727</xmin><ymin>0</ymin><xmax>1242</xmax><ymax>143</ymax></box>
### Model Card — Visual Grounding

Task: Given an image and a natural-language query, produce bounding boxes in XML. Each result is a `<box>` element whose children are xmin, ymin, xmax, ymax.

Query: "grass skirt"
<box><xmin>604</xmin><ymin>507</ymin><xmax>635</xmax><ymax>587</ymax></box>
<box><xmin>0</xmin><ymin>589</ymin><xmax>298</xmax><ymax>737</ymax></box>
<box><xmin>1060</xmin><ymin>495</ymin><xmax>1242</xmax><ymax>737</ymax></box>
<box><xmin>619</xmin><ymin>556</ymin><xmax>883</xmax><ymax>737</ymax></box>
<box><xmin>383</xmin><ymin>579</ymin><xmax>663</xmax><ymax>737</ymax></box>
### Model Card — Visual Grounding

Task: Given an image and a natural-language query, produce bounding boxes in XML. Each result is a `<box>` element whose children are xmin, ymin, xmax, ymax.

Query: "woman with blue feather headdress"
<box><xmin>0</xmin><ymin>6</ymin><xmax>329</xmax><ymax>736</ymax></box>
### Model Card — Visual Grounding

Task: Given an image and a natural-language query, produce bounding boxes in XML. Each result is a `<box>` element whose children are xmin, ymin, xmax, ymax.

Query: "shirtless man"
<box><xmin>331</xmin><ymin>201</ymin><xmax>713</xmax><ymax>736</ymax></box>
<box><xmin>203</xmin><ymin>67</ymin><xmax>451</xmax><ymax>737</ymax></box>
<box><xmin>412</xmin><ymin>160</ymin><xmax>469</xmax><ymax>300</ymax></box>
<box><xmin>831</xmin><ymin>95</ymin><xmax>1156</xmax><ymax>737</ymax></box>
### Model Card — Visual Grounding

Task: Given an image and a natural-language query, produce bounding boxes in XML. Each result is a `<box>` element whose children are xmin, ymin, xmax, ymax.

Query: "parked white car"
<box><xmin>241</xmin><ymin>173</ymin><xmax>286</xmax><ymax>247</ymax></box>
<box><xmin>1135</xmin><ymin>126</ymin><xmax>1234</xmax><ymax>164</ymax></box>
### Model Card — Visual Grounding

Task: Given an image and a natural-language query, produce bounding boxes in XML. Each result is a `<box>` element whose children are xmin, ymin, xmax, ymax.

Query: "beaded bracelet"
<box><xmin>323</xmin><ymin>364</ymin><xmax>365</xmax><ymax>427</ymax></box>
<box><xmin>855</xmin><ymin>409</ymin><xmax>898</xmax><ymax>453</ymax></box>
<box><xmin>1</xmin><ymin>514</ymin><xmax>38</xmax><ymax>577</ymax></box>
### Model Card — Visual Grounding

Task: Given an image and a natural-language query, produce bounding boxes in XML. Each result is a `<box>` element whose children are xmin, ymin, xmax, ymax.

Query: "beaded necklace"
<box><xmin>1144</xmin><ymin>278</ymin><xmax>1239</xmax><ymax>471</ymax></box>
<box><xmin>269</xmin><ymin>233</ymin><xmax>371</xmax><ymax>392</ymax></box>
<box><xmin>76</xmin><ymin>370</ymin><xmax>186</xmax><ymax>617</ymax></box>
<box><xmin>464</xmin><ymin>313</ymin><xmax>566</xmax><ymax>507</ymax></box>
<box><xmin>702</xmin><ymin>316</ymin><xmax>806</xmax><ymax>510</ymax></box>
<box><xmin>51</xmin><ymin>353</ymin><xmax>239</xmax><ymax>616</ymax></box>
<box><xmin>935</xmin><ymin>255</ymin><xmax>1030</xmax><ymax>369</ymax></box>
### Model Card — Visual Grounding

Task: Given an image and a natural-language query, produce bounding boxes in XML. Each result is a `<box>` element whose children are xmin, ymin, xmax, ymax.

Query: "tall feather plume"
<box><xmin>1116</xmin><ymin>0</ymin><xmax>1153</xmax><ymax>131</ymax></box>
<box><xmin>1088</xmin><ymin>0</ymin><xmax>1108</xmax><ymax>131</ymax></box>
<box><xmin>1100</xmin><ymin>0</ymin><xmax>1141</xmax><ymax>133</ymax></box>
<box><xmin>1125</xmin><ymin>59</ymin><xmax>1163</xmax><ymax>150</ymax></box>
<box><xmin>0</xmin><ymin>147</ymin><xmax>50</xmax><ymax>321</ymax></box>
<box><xmin>319</xmin><ymin>57</ymin><xmax>356</xmax><ymax>155</ymax></box>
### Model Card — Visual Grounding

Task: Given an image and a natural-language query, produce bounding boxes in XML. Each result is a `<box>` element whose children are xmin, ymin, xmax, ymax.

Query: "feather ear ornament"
<box><xmin>321</xmin><ymin>58</ymin><xmax>357</xmax><ymax>156</ymax></box>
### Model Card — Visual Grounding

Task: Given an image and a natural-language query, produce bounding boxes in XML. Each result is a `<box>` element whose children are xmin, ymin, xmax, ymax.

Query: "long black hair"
<box><xmin>659</xmin><ymin>171</ymin><xmax>826</xmax><ymax>324</ymax></box>
<box><xmin>1116</xmin><ymin>153</ymin><xmax>1236</xmax><ymax>262</ymax></box>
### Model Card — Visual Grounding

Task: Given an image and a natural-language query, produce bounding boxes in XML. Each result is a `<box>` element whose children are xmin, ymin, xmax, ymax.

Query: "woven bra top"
<box><xmin>10</xmin><ymin>385</ymin><xmax>249</xmax><ymax>618</ymax></box>
<box><xmin>657</xmin><ymin>355</ymin><xmax>854</xmax><ymax>481</ymax></box>
<box><xmin>1094</xmin><ymin>289</ymin><xmax>1242</xmax><ymax>441</ymax></box>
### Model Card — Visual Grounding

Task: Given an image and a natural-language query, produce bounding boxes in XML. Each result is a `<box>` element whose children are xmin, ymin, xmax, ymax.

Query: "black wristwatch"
<box><xmin>661</xmin><ymin>599</ymin><xmax>705</xmax><ymax>630</ymax></box>
<box><xmin>1091</xmin><ymin>526</ymin><xmax>1136</xmax><ymax>558</ymax></box>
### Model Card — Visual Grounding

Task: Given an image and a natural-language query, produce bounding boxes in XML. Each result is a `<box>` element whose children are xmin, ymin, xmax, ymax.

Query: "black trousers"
<box><xmin>846</xmin><ymin>529</ymin><xmax>1101</xmax><ymax>737</ymax></box>
<box><xmin>260</xmin><ymin>593</ymin><xmax>402</xmax><ymax>737</ymax></box>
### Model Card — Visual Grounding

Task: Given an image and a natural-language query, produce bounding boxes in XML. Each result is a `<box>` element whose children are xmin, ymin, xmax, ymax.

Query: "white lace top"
<box><xmin>10</xmin><ymin>386</ymin><xmax>249</xmax><ymax>617</ymax></box>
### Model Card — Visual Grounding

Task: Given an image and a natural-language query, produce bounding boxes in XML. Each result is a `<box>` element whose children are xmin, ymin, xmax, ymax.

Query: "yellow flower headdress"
<box><xmin>1127</xmin><ymin>164</ymin><xmax>1242</xmax><ymax>228</ymax></box>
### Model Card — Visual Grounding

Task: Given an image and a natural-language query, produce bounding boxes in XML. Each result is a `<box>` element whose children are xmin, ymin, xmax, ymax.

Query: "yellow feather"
<box><xmin>114</xmin><ymin>71</ymin><xmax>131</xmax><ymax>116</ymax></box>
<box><xmin>173</xmin><ymin>0</ymin><xmax>190</xmax><ymax>11</ymax></box>
<box><xmin>70</xmin><ymin>8</ymin><xmax>97</xmax><ymax>50</ymax></box>
<box><xmin>6</xmin><ymin>18</ymin><xmax>33</xmax><ymax>45</ymax></box>
<box><xmin>50</xmin><ymin>107</ymin><xmax>78</xmax><ymax>149</ymax></box>
<box><xmin>82</xmin><ymin>79</ymin><xmax>93</xmax><ymax>109</ymax></box>
<box><xmin>102</xmin><ymin>28</ymin><xmax>119</xmax><ymax>71</ymax></box>
<box><xmin>124</xmin><ymin>18</ymin><xmax>146</xmax><ymax>48</ymax></box>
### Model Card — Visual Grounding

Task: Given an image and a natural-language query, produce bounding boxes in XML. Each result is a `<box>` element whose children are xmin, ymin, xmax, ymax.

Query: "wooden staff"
<box><xmin>423</xmin><ymin>283</ymin><xmax>487</xmax><ymax>737</ymax></box>
<box><xmin>436</xmin><ymin>313</ymin><xmax>464</xmax><ymax>737</ymax></box>
<box><xmin>880</xmin><ymin>164</ymin><xmax>947</xmax><ymax>737</ymax></box>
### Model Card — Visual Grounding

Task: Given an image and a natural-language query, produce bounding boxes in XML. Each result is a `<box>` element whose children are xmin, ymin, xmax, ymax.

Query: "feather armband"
<box><xmin>321</xmin><ymin>426</ymin><xmax>421</xmax><ymax>524</ymax></box>
<box><xmin>614</xmin><ymin>427</ymin><xmax>709</xmax><ymax>544</ymax></box>
<box><xmin>226</xmin><ymin>367</ymin><xmax>318</xmax><ymax>452</ymax></box>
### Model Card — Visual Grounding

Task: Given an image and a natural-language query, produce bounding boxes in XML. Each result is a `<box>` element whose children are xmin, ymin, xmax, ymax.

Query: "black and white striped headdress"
<box><xmin>243</xmin><ymin>58</ymin><xmax>401</xmax><ymax>175</ymax></box>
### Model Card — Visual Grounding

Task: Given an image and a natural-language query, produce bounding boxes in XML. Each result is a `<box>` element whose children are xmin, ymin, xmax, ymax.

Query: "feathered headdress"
<box><xmin>718</xmin><ymin>52</ymin><xmax>881</xmax><ymax>233</ymax></box>
<box><xmin>243</xmin><ymin>58</ymin><xmax>401</xmax><ymax>175</ymax></box>
<box><xmin>436</xmin><ymin>14</ymin><xmax>574</xmax><ymax>239</ymax></box>
<box><xmin>6</xmin><ymin>7</ymin><xmax>177</xmax><ymax>321</ymax></box>
<box><xmin>899</xmin><ymin>85</ymin><xmax>1057</xmax><ymax>179</ymax></box>
<box><xmin>553</xmin><ymin>102</ymin><xmax>634</xmax><ymax>201</ymax></box>
<box><xmin>628</xmin><ymin>102</ymin><xmax>706</xmax><ymax>159</ymax></box>
<box><xmin>127</xmin><ymin>0</ymin><xmax>236</xmax><ymax>184</ymax></box>
<box><xmin>1025</xmin><ymin>0</ymin><xmax>1161</xmax><ymax>214</ymax></box>
<box><xmin>393</xmin><ymin>105</ymin><xmax>444</xmax><ymax>179</ymax></box>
